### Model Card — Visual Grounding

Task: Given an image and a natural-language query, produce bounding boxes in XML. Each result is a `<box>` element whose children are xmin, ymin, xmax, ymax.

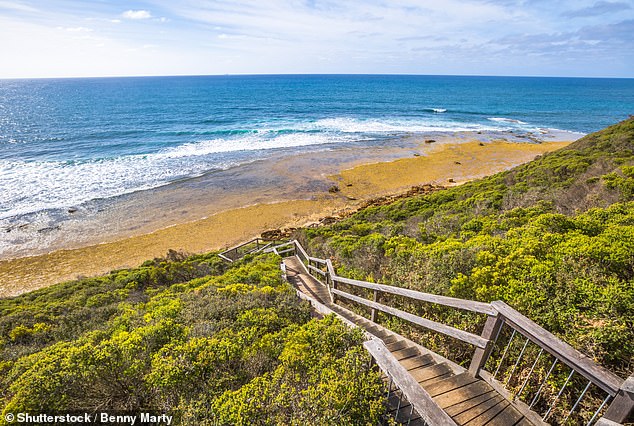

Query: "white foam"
<box><xmin>303</xmin><ymin>117</ymin><xmax>496</xmax><ymax>133</ymax></box>
<box><xmin>156</xmin><ymin>132</ymin><xmax>355</xmax><ymax>159</ymax></box>
<box><xmin>0</xmin><ymin>132</ymin><xmax>357</xmax><ymax>219</ymax></box>
<box><xmin>487</xmin><ymin>117</ymin><xmax>528</xmax><ymax>125</ymax></box>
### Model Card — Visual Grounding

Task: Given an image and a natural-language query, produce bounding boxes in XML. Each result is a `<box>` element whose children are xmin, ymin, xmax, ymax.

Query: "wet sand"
<box><xmin>334</xmin><ymin>139</ymin><xmax>571</xmax><ymax>199</ymax></box>
<box><xmin>0</xmin><ymin>137</ymin><xmax>571</xmax><ymax>297</ymax></box>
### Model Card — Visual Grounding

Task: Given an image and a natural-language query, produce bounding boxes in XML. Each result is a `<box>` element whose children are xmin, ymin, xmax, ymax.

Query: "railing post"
<box><xmin>469</xmin><ymin>314</ymin><xmax>504</xmax><ymax>377</ymax></box>
<box><xmin>602</xmin><ymin>375</ymin><xmax>634</xmax><ymax>424</ymax></box>
<box><xmin>371</xmin><ymin>289</ymin><xmax>379</xmax><ymax>322</ymax></box>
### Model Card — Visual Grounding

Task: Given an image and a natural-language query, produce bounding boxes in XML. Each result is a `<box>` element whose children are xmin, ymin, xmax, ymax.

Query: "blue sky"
<box><xmin>0</xmin><ymin>0</ymin><xmax>632</xmax><ymax>78</ymax></box>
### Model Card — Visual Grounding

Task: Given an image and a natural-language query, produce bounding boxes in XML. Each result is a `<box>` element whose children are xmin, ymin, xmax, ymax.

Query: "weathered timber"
<box><xmin>492</xmin><ymin>301</ymin><xmax>623</xmax><ymax>395</ymax></box>
<box><xmin>333</xmin><ymin>275</ymin><xmax>496</xmax><ymax>315</ymax></box>
<box><xmin>425</xmin><ymin>373</ymin><xmax>480</xmax><ymax>398</ymax></box>
<box><xmin>307</xmin><ymin>264</ymin><xmax>327</xmax><ymax>276</ymax></box>
<box><xmin>332</xmin><ymin>288</ymin><xmax>488</xmax><ymax>349</ymax></box>
<box><xmin>469</xmin><ymin>314</ymin><xmax>504</xmax><ymax>377</ymax></box>
<box><xmin>602</xmin><ymin>374</ymin><xmax>634</xmax><ymax>423</ymax></box>
<box><xmin>364</xmin><ymin>338</ymin><xmax>457</xmax><ymax>426</ymax></box>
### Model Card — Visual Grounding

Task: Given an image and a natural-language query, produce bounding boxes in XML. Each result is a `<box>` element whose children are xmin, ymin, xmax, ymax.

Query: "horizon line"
<box><xmin>1</xmin><ymin>72</ymin><xmax>633</xmax><ymax>81</ymax></box>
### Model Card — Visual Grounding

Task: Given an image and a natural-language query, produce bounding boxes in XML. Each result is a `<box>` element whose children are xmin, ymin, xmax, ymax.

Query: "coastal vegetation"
<box><xmin>301</xmin><ymin>118</ymin><xmax>634</xmax><ymax>376</ymax></box>
<box><xmin>0</xmin><ymin>118</ymin><xmax>632</xmax><ymax>423</ymax></box>
<box><xmin>0</xmin><ymin>252</ymin><xmax>383</xmax><ymax>424</ymax></box>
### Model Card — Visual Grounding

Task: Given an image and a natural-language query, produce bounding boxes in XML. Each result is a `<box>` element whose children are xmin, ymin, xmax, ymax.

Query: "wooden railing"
<box><xmin>224</xmin><ymin>239</ymin><xmax>634</xmax><ymax>425</ymax></box>
<box><xmin>218</xmin><ymin>237</ymin><xmax>274</xmax><ymax>262</ymax></box>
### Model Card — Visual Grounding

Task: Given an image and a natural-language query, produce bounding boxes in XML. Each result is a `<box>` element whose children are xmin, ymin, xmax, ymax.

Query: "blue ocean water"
<box><xmin>1</xmin><ymin>74</ymin><xmax>633</xmax><ymax>221</ymax></box>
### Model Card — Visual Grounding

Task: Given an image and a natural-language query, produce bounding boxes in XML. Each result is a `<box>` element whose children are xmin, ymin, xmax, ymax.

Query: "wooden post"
<box><xmin>469</xmin><ymin>314</ymin><xmax>504</xmax><ymax>377</ymax></box>
<box><xmin>371</xmin><ymin>289</ymin><xmax>379</xmax><ymax>322</ymax></box>
<box><xmin>603</xmin><ymin>375</ymin><xmax>634</xmax><ymax>424</ymax></box>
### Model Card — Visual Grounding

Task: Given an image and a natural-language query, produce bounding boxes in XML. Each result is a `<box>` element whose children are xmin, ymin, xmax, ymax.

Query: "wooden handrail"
<box><xmin>492</xmin><ymin>301</ymin><xmax>624</xmax><ymax>396</ymax></box>
<box><xmin>364</xmin><ymin>338</ymin><xmax>457</xmax><ymax>425</ymax></box>
<box><xmin>332</xmin><ymin>288</ymin><xmax>488</xmax><ymax>349</ymax></box>
<box><xmin>223</xmin><ymin>237</ymin><xmax>630</xmax><ymax>416</ymax></box>
<box><xmin>333</xmin><ymin>275</ymin><xmax>496</xmax><ymax>316</ymax></box>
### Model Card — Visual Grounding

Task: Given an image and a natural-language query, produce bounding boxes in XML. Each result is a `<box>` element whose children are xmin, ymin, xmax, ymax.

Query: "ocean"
<box><xmin>1</xmin><ymin>74</ymin><xmax>633</xmax><ymax>256</ymax></box>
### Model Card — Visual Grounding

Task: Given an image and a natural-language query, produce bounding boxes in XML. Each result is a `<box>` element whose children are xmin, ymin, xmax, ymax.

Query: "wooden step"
<box><xmin>486</xmin><ymin>403</ymin><xmax>525</xmax><ymax>426</ymax></box>
<box><xmin>382</xmin><ymin>334</ymin><xmax>401</xmax><ymax>345</ymax></box>
<box><xmin>401</xmin><ymin>354</ymin><xmax>435</xmax><ymax>371</ymax></box>
<box><xmin>424</xmin><ymin>372</ymin><xmax>480</xmax><ymax>398</ymax></box>
<box><xmin>410</xmin><ymin>363</ymin><xmax>453</xmax><ymax>384</ymax></box>
<box><xmin>459</xmin><ymin>397</ymin><xmax>509</xmax><ymax>426</ymax></box>
<box><xmin>391</xmin><ymin>346</ymin><xmax>421</xmax><ymax>361</ymax></box>
<box><xmin>444</xmin><ymin>390</ymin><xmax>498</xmax><ymax>417</ymax></box>
<box><xmin>434</xmin><ymin>380</ymin><xmax>495</xmax><ymax>410</ymax></box>
<box><xmin>386</xmin><ymin>339</ymin><xmax>411</xmax><ymax>352</ymax></box>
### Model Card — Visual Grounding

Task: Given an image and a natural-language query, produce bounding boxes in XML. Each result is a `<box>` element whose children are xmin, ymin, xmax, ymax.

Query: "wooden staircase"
<box><xmin>220</xmin><ymin>239</ymin><xmax>634</xmax><ymax>426</ymax></box>
<box><xmin>285</xmin><ymin>255</ymin><xmax>535</xmax><ymax>425</ymax></box>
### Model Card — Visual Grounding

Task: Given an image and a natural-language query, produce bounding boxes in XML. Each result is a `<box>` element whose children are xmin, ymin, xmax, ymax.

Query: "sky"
<box><xmin>0</xmin><ymin>0</ymin><xmax>633</xmax><ymax>79</ymax></box>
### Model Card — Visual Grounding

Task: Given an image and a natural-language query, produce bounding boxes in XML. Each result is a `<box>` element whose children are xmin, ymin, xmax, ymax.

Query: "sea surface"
<box><xmin>1</xmin><ymin>74</ymin><xmax>633</xmax><ymax>256</ymax></box>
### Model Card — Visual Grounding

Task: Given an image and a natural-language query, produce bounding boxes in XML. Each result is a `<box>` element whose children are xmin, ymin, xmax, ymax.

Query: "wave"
<box><xmin>425</xmin><ymin>108</ymin><xmax>447</xmax><ymax>113</ymax></box>
<box><xmin>487</xmin><ymin>117</ymin><xmax>528</xmax><ymax>125</ymax></box>
<box><xmin>0</xmin><ymin>132</ymin><xmax>357</xmax><ymax>219</ymax></box>
<box><xmin>0</xmin><ymin>115</ymin><xmax>576</xmax><ymax>220</ymax></box>
<box><xmin>301</xmin><ymin>117</ymin><xmax>498</xmax><ymax>133</ymax></box>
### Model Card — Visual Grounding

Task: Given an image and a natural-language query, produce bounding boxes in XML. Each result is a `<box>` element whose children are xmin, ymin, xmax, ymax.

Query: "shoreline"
<box><xmin>0</xmin><ymin>136</ymin><xmax>572</xmax><ymax>297</ymax></box>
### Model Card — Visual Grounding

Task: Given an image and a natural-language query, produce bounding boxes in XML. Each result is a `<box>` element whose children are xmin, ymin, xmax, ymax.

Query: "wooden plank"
<box><xmin>425</xmin><ymin>373</ymin><xmax>480</xmax><ymax>398</ymax></box>
<box><xmin>293</xmin><ymin>240</ymin><xmax>311</xmax><ymax>264</ymax></box>
<box><xmin>402</xmin><ymin>354</ymin><xmax>435</xmax><ymax>371</ymax></box>
<box><xmin>460</xmin><ymin>397</ymin><xmax>508</xmax><ymax>426</ymax></box>
<box><xmin>326</xmin><ymin>259</ymin><xmax>336</xmax><ymax>279</ymax></box>
<box><xmin>421</xmin><ymin>372</ymin><xmax>454</xmax><ymax>387</ymax></box>
<box><xmin>392</xmin><ymin>346</ymin><xmax>421</xmax><ymax>361</ymax></box>
<box><xmin>453</xmin><ymin>395</ymin><xmax>504</xmax><ymax>425</ymax></box>
<box><xmin>435</xmin><ymin>381</ymin><xmax>495</xmax><ymax>409</ymax></box>
<box><xmin>333</xmin><ymin>275</ymin><xmax>496</xmax><ymax>315</ymax></box>
<box><xmin>363</xmin><ymin>338</ymin><xmax>457</xmax><ymax>425</ymax></box>
<box><xmin>382</xmin><ymin>335</ymin><xmax>401</xmax><ymax>345</ymax></box>
<box><xmin>307</xmin><ymin>264</ymin><xmax>326</xmax><ymax>276</ymax></box>
<box><xmin>386</xmin><ymin>340</ymin><xmax>412</xmax><ymax>352</ymax></box>
<box><xmin>332</xmin><ymin>288</ymin><xmax>488</xmax><ymax>348</ymax></box>
<box><xmin>492</xmin><ymin>301</ymin><xmax>623</xmax><ymax>395</ymax></box>
<box><xmin>469</xmin><ymin>314</ymin><xmax>503</xmax><ymax>377</ymax></box>
<box><xmin>276</xmin><ymin>247</ymin><xmax>295</xmax><ymax>255</ymax></box>
<box><xmin>410</xmin><ymin>363</ymin><xmax>453</xmax><ymax>384</ymax></box>
<box><xmin>308</xmin><ymin>256</ymin><xmax>326</xmax><ymax>265</ymax></box>
<box><xmin>478</xmin><ymin>371</ymin><xmax>546</xmax><ymax>426</ymax></box>
<box><xmin>444</xmin><ymin>390</ymin><xmax>498</xmax><ymax>417</ymax></box>
<box><xmin>514</xmin><ymin>418</ymin><xmax>536</xmax><ymax>426</ymax></box>
<box><xmin>486</xmin><ymin>403</ymin><xmax>524</xmax><ymax>426</ymax></box>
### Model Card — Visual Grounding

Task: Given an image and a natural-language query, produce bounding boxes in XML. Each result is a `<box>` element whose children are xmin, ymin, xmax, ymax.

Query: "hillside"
<box><xmin>0</xmin><ymin>252</ymin><xmax>383</xmax><ymax>424</ymax></box>
<box><xmin>0</xmin><ymin>119</ymin><xmax>632</xmax><ymax>423</ymax></box>
<box><xmin>302</xmin><ymin>118</ymin><xmax>634</xmax><ymax>376</ymax></box>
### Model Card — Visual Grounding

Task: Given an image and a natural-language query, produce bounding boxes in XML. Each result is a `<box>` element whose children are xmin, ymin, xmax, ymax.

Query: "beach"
<box><xmin>0</xmin><ymin>135</ymin><xmax>571</xmax><ymax>297</ymax></box>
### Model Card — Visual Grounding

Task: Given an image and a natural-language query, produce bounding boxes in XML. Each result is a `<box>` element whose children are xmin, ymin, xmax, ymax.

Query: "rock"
<box><xmin>448</xmin><ymin>178</ymin><xmax>455</xmax><ymax>183</ymax></box>
<box><xmin>320</xmin><ymin>216</ymin><xmax>338</xmax><ymax>225</ymax></box>
<box><xmin>479</xmin><ymin>142</ymin><xmax>485</xmax><ymax>146</ymax></box>
<box><xmin>261</xmin><ymin>227</ymin><xmax>297</xmax><ymax>241</ymax></box>
<box><xmin>413</xmin><ymin>153</ymin><xmax>421</xmax><ymax>157</ymax></box>
<box><xmin>454</xmin><ymin>161</ymin><xmax>461</xmax><ymax>165</ymax></box>
<box><xmin>328</xmin><ymin>185</ymin><xmax>340</xmax><ymax>193</ymax></box>
<box><xmin>68</xmin><ymin>207</ymin><xmax>78</xmax><ymax>213</ymax></box>
<box><xmin>346</xmin><ymin>183</ymin><xmax>353</xmax><ymax>187</ymax></box>
<box><xmin>424</xmin><ymin>139</ymin><xmax>436</xmax><ymax>144</ymax></box>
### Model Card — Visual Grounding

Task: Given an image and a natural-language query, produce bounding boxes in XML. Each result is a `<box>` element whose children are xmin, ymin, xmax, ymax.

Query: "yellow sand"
<box><xmin>0</xmin><ymin>139</ymin><xmax>571</xmax><ymax>297</ymax></box>
<box><xmin>333</xmin><ymin>140</ymin><xmax>570</xmax><ymax>199</ymax></box>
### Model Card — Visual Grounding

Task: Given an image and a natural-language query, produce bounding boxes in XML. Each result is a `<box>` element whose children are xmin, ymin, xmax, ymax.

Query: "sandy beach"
<box><xmin>0</xmin><ymin>136</ymin><xmax>571</xmax><ymax>297</ymax></box>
